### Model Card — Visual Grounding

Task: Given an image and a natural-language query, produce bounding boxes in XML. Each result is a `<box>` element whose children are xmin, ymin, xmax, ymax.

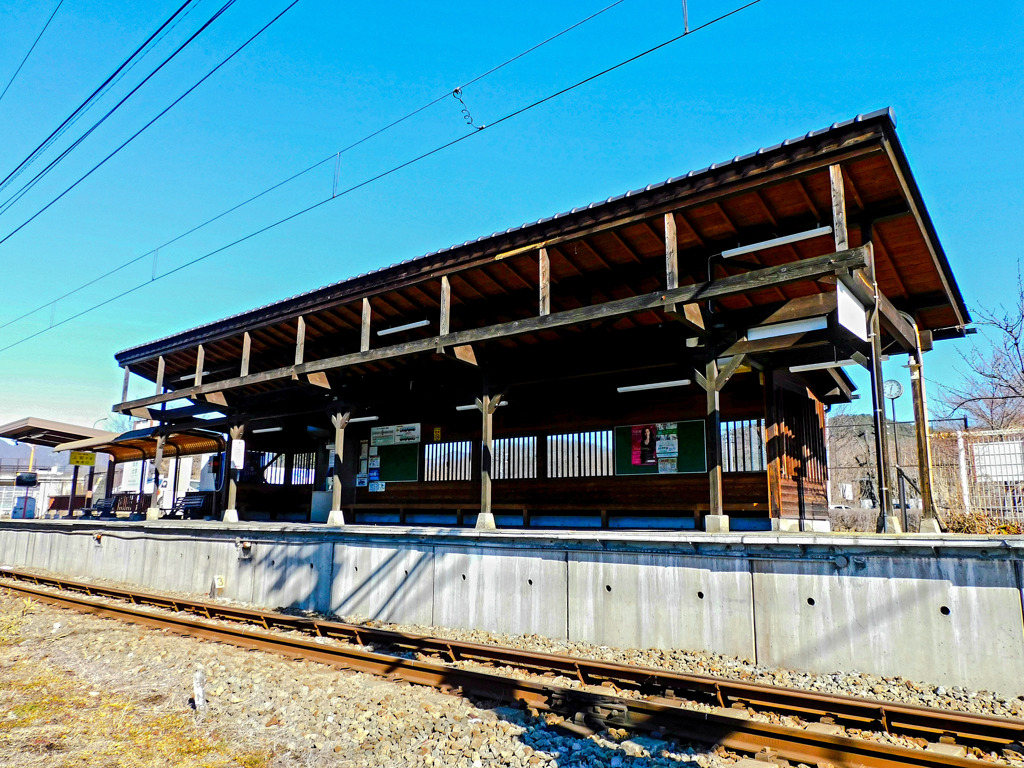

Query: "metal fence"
<box><xmin>828</xmin><ymin>416</ymin><xmax>1024</xmax><ymax>522</ymax></box>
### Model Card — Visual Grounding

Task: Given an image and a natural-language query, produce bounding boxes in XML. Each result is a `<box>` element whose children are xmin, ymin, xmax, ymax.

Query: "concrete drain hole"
<box><xmin>354</xmin><ymin>566</ymin><xmax>358</xmax><ymax>572</ymax></box>
<box><xmin>806</xmin><ymin>597</ymin><xmax>816</xmax><ymax>606</ymax></box>
<box><xmin>461</xmin><ymin>574</ymin><xmax>467</xmax><ymax>581</ymax></box>
<box><xmin>404</xmin><ymin>570</ymin><xmax>409</xmax><ymax>576</ymax></box>
<box><xmin>270</xmin><ymin>560</ymin><xmax>275</xmax><ymax>566</ymax></box>
<box><xmin>309</xmin><ymin>563</ymin><xmax>314</xmax><ymax>569</ymax></box>
<box><xmin>605</xmin><ymin>584</ymin><xmax>612</xmax><ymax>593</ymax></box>
<box><xmin>940</xmin><ymin>605</ymin><xmax>951</xmax><ymax>616</ymax></box>
<box><xmin>697</xmin><ymin>591</ymin><xmax>705</xmax><ymax>600</ymax></box>
<box><xmin>528</xmin><ymin>579</ymin><xmax>534</xmax><ymax>586</ymax></box>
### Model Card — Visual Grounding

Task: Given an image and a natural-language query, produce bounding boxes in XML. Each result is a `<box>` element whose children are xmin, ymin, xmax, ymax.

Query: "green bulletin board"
<box><xmin>376</xmin><ymin>443</ymin><xmax>419</xmax><ymax>482</ymax></box>
<box><xmin>614</xmin><ymin>420</ymin><xmax>706</xmax><ymax>475</ymax></box>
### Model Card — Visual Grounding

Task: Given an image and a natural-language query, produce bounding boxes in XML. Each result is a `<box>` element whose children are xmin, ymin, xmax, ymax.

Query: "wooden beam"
<box><xmin>122</xmin><ymin>366</ymin><xmax>131</xmax><ymax>402</ymax></box>
<box><xmin>240</xmin><ymin>332</ymin><xmax>251</xmax><ymax>377</ymax></box>
<box><xmin>360</xmin><ymin>298</ymin><xmax>371</xmax><ymax>353</ymax></box>
<box><xmin>877</xmin><ymin>292</ymin><xmax>918</xmax><ymax>353</ymax></box>
<box><xmin>115</xmin><ymin>249</ymin><xmax>870</xmax><ymax>412</ymax></box>
<box><xmin>715</xmin><ymin>353</ymin><xmax>747</xmax><ymax>390</ymax></box>
<box><xmin>722</xmin><ymin>329</ymin><xmax>833</xmax><ymax>357</ymax></box>
<box><xmin>294</xmin><ymin>315</ymin><xmax>306</xmax><ymax>366</ymax></box>
<box><xmin>195</xmin><ymin>345</ymin><xmax>205</xmax><ymax>387</ymax></box>
<box><xmin>154</xmin><ymin>357</ymin><xmax>165</xmax><ymax>395</ymax></box>
<box><xmin>830</xmin><ymin>164</ymin><xmax>849</xmax><ymax>251</ymax></box>
<box><xmin>538</xmin><ymin>248</ymin><xmax>550</xmax><ymax>317</ymax></box>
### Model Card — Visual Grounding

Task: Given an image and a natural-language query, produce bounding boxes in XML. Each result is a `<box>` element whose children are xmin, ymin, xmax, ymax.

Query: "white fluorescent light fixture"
<box><xmin>747</xmin><ymin>316</ymin><xmax>828</xmax><ymax>341</ymax></box>
<box><xmin>721</xmin><ymin>226</ymin><xmax>833</xmax><ymax>259</ymax></box>
<box><xmin>789</xmin><ymin>354</ymin><xmax>888</xmax><ymax>373</ymax></box>
<box><xmin>349</xmin><ymin>416</ymin><xmax>379</xmax><ymax>423</ymax></box>
<box><xmin>455</xmin><ymin>401</ymin><xmax>509</xmax><ymax>411</ymax></box>
<box><xmin>176</xmin><ymin>370</ymin><xmax>209</xmax><ymax>382</ymax></box>
<box><xmin>252</xmin><ymin>427</ymin><xmax>283</xmax><ymax>434</ymax></box>
<box><xmin>377</xmin><ymin>319</ymin><xmax>430</xmax><ymax>337</ymax></box>
<box><xmin>616</xmin><ymin>379</ymin><xmax>691</xmax><ymax>393</ymax></box>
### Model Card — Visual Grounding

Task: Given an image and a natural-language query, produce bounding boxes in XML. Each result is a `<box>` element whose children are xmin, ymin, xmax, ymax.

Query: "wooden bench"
<box><xmin>76</xmin><ymin>497</ymin><xmax>116</xmax><ymax>518</ymax></box>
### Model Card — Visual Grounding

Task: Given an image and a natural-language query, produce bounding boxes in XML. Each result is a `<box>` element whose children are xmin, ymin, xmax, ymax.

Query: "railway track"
<box><xmin>1</xmin><ymin>567</ymin><xmax>1019</xmax><ymax>768</ymax></box>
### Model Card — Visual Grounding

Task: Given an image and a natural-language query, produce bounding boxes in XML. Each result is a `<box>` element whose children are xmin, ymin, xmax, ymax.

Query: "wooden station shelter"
<box><xmin>111</xmin><ymin>110</ymin><xmax>968</xmax><ymax>532</ymax></box>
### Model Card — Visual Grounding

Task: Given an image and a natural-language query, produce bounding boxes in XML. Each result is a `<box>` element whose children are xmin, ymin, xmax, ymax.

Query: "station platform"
<box><xmin>2</xmin><ymin>520</ymin><xmax>1022</xmax><ymax>696</ymax></box>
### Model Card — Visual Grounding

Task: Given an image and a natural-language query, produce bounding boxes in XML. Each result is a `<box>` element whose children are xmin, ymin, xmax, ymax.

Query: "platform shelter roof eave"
<box><xmin>55</xmin><ymin>428</ymin><xmax>225</xmax><ymax>462</ymax></box>
<box><xmin>0</xmin><ymin>417</ymin><xmax>111</xmax><ymax>448</ymax></box>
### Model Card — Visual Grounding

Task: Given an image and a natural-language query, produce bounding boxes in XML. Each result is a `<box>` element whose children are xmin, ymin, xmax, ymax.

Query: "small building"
<box><xmin>111</xmin><ymin>109</ymin><xmax>968</xmax><ymax>531</ymax></box>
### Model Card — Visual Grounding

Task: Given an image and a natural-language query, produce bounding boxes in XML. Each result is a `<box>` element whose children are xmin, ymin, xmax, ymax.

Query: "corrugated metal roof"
<box><xmin>117</xmin><ymin>108</ymin><xmax>911</xmax><ymax>359</ymax></box>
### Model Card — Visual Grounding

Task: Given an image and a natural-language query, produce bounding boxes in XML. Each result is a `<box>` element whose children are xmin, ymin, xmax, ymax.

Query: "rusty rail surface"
<box><xmin>0</xmin><ymin>568</ymin><xmax>1017</xmax><ymax>767</ymax></box>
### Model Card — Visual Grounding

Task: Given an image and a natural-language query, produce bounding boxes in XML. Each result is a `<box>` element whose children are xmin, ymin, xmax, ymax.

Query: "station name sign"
<box><xmin>369</xmin><ymin>423</ymin><xmax>421</xmax><ymax>447</ymax></box>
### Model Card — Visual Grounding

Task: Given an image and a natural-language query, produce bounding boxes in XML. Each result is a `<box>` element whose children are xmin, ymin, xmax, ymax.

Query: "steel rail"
<box><xmin>2</xmin><ymin>568</ymin><xmax>1020</xmax><ymax>761</ymax></box>
<box><xmin>0</xmin><ymin>575</ymin><xmax>990</xmax><ymax>768</ymax></box>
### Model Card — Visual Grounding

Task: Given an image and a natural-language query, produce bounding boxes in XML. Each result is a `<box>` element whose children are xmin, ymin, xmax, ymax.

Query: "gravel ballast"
<box><xmin>0</xmin><ymin>587</ymin><xmax>736</xmax><ymax>768</ymax></box>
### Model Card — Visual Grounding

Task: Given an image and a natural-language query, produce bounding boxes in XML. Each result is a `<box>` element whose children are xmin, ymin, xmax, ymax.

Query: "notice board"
<box><xmin>376</xmin><ymin>443</ymin><xmax>419</xmax><ymax>482</ymax></box>
<box><xmin>614</xmin><ymin>420</ymin><xmax>706</xmax><ymax>475</ymax></box>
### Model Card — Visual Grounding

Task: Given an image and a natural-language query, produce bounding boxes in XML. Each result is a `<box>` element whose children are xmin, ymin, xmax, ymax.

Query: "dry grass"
<box><xmin>0</xmin><ymin>598</ymin><xmax>274</xmax><ymax>768</ymax></box>
<box><xmin>943</xmin><ymin>509</ymin><xmax>1024</xmax><ymax>535</ymax></box>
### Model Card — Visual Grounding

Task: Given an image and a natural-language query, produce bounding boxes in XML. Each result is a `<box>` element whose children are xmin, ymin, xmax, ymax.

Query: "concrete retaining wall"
<box><xmin>1</xmin><ymin>522</ymin><xmax>1022</xmax><ymax>696</ymax></box>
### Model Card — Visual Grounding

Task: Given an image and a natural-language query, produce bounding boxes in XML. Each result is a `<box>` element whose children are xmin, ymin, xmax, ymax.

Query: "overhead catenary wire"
<box><xmin>0</xmin><ymin>0</ymin><xmax>630</xmax><ymax>331</ymax></box>
<box><xmin>0</xmin><ymin>0</ymin><xmax>66</xmax><ymax>108</ymax></box>
<box><xmin>0</xmin><ymin>0</ymin><xmax>764</xmax><ymax>356</ymax></box>
<box><xmin>0</xmin><ymin>0</ymin><xmax>242</xmax><ymax>221</ymax></box>
<box><xmin>0</xmin><ymin>0</ymin><xmax>199</xmax><ymax>195</ymax></box>
<box><xmin>0</xmin><ymin>0</ymin><xmax>207</xmax><ymax>197</ymax></box>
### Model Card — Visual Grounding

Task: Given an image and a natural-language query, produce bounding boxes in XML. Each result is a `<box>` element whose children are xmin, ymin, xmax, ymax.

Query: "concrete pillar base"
<box><xmin>704</xmin><ymin>514</ymin><xmax>730</xmax><ymax>533</ymax></box>
<box><xmin>772</xmin><ymin>518</ymin><xmax>832</xmax><ymax>533</ymax></box>
<box><xmin>475</xmin><ymin>511</ymin><xmax>497</xmax><ymax>530</ymax></box>
<box><xmin>881</xmin><ymin>515</ymin><xmax>903</xmax><ymax>534</ymax></box>
<box><xmin>326</xmin><ymin>509</ymin><xmax>346</xmax><ymax>527</ymax></box>
<box><xmin>918</xmin><ymin>516</ymin><xmax>942</xmax><ymax>534</ymax></box>
<box><xmin>221</xmin><ymin>508</ymin><xmax>239</xmax><ymax>523</ymax></box>
<box><xmin>146</xmin><ymin>507</ymin><xmax>161</xmax><ymax>521</ymax></box>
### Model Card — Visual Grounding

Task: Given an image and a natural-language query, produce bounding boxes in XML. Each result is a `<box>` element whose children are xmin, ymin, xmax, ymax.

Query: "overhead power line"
<box><xmin>0</xmin><ymin>0</ymin><xmax>206</xmax><ymax>198</ymax></box>
<box><xmin>0</xmin><ymin>0</ymin><xmax>764</xmax><ymax>356</ymax></box>
<box><xmin>0</xmin><ymin>0</ymin><xmax>241</xmax><ymax>221</ymax></box>
<box><xmin>1</xmin><ymin>0</ymin><xmax>629</xmax><ymax>332</ymax></box>
<box><xmin>0</xmin><ymin>0</ymin><xmax>199</xmax><ymax>195</ymax></box>
<box><xmin>0</xmin><ymin>0</ymin><xmax>66</xmax><ymax>108</ymax></box>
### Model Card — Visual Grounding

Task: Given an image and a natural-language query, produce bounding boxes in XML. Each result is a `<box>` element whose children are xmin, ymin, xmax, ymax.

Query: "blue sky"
<box><xmin>0</xmin><ymin>0</ymin><xmax>1020</xmax><ymax>426</ymax></box>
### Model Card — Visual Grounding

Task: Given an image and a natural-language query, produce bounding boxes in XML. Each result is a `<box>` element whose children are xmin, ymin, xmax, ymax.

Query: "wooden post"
<box><xmin>295</xmin><ymin>316</ymin><xmax>306</xmax><ymax>365</ymax></box>
<box><xmin>910</xmin><ymin>346</ymin><xmax>939</xmax><ymax>530</ymax></box>
<box><xmin>705</xmin><ymin>358</ymin><xmax>725</xmax><ymax>531</ymax></box>
<box><xmin>763</xmin><ymin>370</ymin><xmax>784</xmax><ymax>521</ymax></box>
<box><xmin>147</xmin><ymin>436</ymin><xmax>164</xmax><ymax>520</ymax></box>
<box><xmin>240</xmin><ymin>332</ymin><xmax>251</xmax><ymax>377</ymax></box>
<box><xmin>830</xmin><ymin>164</ymin><xmax>849</xmax><ymax>251</ymax></box>
<box><xmin>665</xmin><ymin>212</ymin><xmax>678</xmax><ymax>313</ymax></box>
<box><xmin>195</xmin><ymin>345</ymin><xmax>205</xmax><ymax>386</ymax></box>
<box><xmin>360</xmin><ymin>298</ymin><xmax>371</xmax><ymax>352</ymax></box>
<box><xmin>328</xmin><ymin>411</ymin><xmax>351</xmax><ymax>525</ymax></box>
<box><xmin>538</xmin><ymin>248</ymin><xmax>550</xmax><ymax>317</ymax></box>
<box><xmin>223</xmin><ymin>424</ymin><xmax>245</xmax><ymax>523</ymax></box>
<box><xmin>438</xmin><ymin>277</ymin><xmax>451</xmax><ymax>352</ymax></box>
<box><xmin>476</xmin><ymin>393</ymin><xmax>502</xmax><ymax>530</ymax></box>
<box><xmin>121</xmin><ymin>366</ymin><xmax>131</xmax><ymax>402</ymax></box>
<box><xmin>155</xmin><ymin>356</ymin><xmax>165</xmax><ymax>394</ymax></box>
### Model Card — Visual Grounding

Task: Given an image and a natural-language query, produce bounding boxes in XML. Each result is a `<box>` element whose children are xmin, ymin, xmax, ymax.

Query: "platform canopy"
<box><xmin>56</xmin><ymin>427</ymin><xmax>225</xmax><ymax>462</ymax></box>
<box><xmin>111</xmin><ymin>108</ymin><xmax>968</xmax><ymax>424</ymax></box>
<box><xmin>0</xmin><ymin>417</ymin><xmax>110</xmax><ymax>448</ymax></box>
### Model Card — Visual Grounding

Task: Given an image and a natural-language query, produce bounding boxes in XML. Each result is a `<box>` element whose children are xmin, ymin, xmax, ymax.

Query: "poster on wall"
<box><xmin>658</xmin><ymin>457</ymin><xmax>677</xmax><ymax>474</ymax></box>
<box><xmin>355</xmin><ymin>474</ymin><xmax>369</xmax><ymax>487</ymax></box>
<box><xmin>368</xmin><ymin>456</ymin><xmax>381</xmax><ymax>469</ymax></box>
<box><xmin>655</xmin><ymin>422</ymin><xmax>678</xmax><ymax>457</ymax></box>
<box><xmin>631</xmin><ymin>424</ymin><xmax>657</xmax><ymax>466</ymax></box>
<box><xmin>368</xmin><ymin>481</ymin><xmax>386</xmax><ymax>492</ymax></box>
